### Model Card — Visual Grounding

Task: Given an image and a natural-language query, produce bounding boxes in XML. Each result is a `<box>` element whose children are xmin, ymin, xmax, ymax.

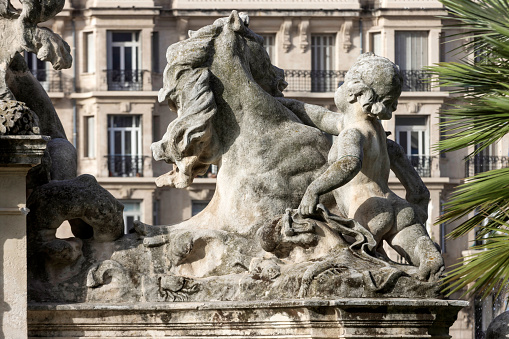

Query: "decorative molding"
<box><xmin>52</xmin><ymin>20</ymin><xmax>65</xmax><ymax>35</ymax></box>
<box><xmin>299</xmin><ymin>19</ymin><xmax>309</xmax><ymax>53</ymax></box>
<box><xmin>118</xmin><ymin>187</ymin><xmax>133</xmax><ymax>199</ymax></box>
<box><xmin>177</xmin><ymin>18</ymin><xmax>189</xmax><ymax>41</ymax></box>
<box><xmin>281</xmin><ymin>19</ymin><xmax>292</xmax><ymax>53</ymax></box>
<box><xmin>341</xmin><ymin>21</ymin><xmax>353</xmax><ymax>53</ymax></box>
<box><xmin>407</xmin><ymin>102</ymin><xmax>422</xmax><ymax>114</ymax></box>
<box><xmin>120</xmin><ymin>102</ymin><xmax>131</xmax><ymax>113</ymax></box>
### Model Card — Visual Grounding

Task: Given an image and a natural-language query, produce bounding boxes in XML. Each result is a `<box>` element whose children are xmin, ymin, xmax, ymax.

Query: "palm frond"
<box><xmin>442</xmin><ymin>225</ymin><xmax>509</xmax><ymax>299</ymax></box>
<box><xmin>437</xmin><ymin>167</ymin><xmax>509</xmax><ymax>238</ymax></box>
<box><xmin>432</xmin><ymin>0</ymin><xmax>509</xmax><ymax>299</ymax></box>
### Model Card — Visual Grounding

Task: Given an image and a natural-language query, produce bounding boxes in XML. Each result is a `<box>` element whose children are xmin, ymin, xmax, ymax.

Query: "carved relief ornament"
<box><xmin>341</xmin><ymin>20</ymin><xmax>353</xmax><ymax>53</ymax></box>
<box><xmin>299</xmin><ymin>19</ymin><xmax>309</xmax><ymax>53</ymax></box>
<box><xmin>281</xmin><ymin>19</ymin><xmax>292</xmax><ymax>53</ymax></box>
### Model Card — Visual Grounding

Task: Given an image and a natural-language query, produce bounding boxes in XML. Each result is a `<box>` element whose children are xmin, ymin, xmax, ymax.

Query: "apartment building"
<box><xmin>29</xmin><ymin>0</ymin><xmax>509</xmax><ymax>337</ymax></box>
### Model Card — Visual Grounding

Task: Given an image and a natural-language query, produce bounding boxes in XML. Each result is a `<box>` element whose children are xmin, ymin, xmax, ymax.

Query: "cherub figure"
<box><xmin>0</xmin><ymin>0</ymin><xmax>71</xmax><ymax>101</ymax></box>
<box><xmin>277</xmin><ymin>53</ymin><xmax>444</xmax><ymax>281</ymax></box>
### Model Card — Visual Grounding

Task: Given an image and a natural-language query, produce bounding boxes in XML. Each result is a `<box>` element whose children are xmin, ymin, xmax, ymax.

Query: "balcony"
<box><xmin>465</xmin><ymin>156</ymin><xmax>509</xmax><ymax>177</ymax></box>
<box><xmin>284</xmin><ymin>70</ymin><xmax>347</xmax><ymax>93</ymax></box>
<box><xmin>401</xmin><ymin>70</ymin><xmax>430</xmax><ymax>92</ymax></box>
<box><xmin>105</xmin><ymin>70</ymin><xmax>144</xmax><ymax>91</ymax></box>
<box><xmin>408</xmin><ymin>155</ymin><xmax>434</xmax><ymax>177</ymax></box>
<box><xmin>106</xmin><ymin>155</ymin><xmax>146</xmax><ymax>177</ymax></box>
<box><xmin>30</xmin><ymin>69</ymin><xmax>69</xmax><ymax>93</ymax></box>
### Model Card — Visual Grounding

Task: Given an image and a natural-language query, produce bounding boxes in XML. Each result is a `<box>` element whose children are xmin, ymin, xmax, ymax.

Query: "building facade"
<box><xmin>26</xmin><ymin>0</ymin><xmax>509</xmax><ymax>337</ymax></box>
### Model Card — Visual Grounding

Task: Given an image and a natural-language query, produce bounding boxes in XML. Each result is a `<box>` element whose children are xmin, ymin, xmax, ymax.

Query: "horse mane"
<box><xmin>156</xmin><ymin>19</ymin><xmax>226</xmax><ymax>183</ymax></box>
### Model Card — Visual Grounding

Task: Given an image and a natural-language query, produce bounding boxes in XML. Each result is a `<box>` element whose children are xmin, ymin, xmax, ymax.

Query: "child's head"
<box><xmin>335</xmin><ymin>53</ymin><xmax>402</xmax><ymax>120</ymax></box>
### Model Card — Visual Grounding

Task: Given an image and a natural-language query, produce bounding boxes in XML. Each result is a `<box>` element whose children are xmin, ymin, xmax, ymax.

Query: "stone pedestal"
<box><xmin>28</xmin><ymin>298</ymin><xmax>468</xmax><ymax>338</ymax></box>
<box><xmin>0</xmin><ymin>135</ymin><xmax>48</xmax><ymax>339</ymax></box>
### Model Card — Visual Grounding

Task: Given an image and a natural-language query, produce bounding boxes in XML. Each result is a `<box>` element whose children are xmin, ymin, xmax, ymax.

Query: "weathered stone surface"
<box><xmin>28</xmin><ymin>299</ymin><xmax>468</xmax><ymax>338</ymax></box>
<box><xmin>27</xmin><ymin>175</ymin><xmax>124</xmax><ymax>242</ymax></box>
<box><xmin>0</xmin><ymin>100</ymin><xmax>39</xmax><ymax>135</ymax></box>
<box><xmin>27</xmin><ymin>175</ymin><xmax>124</xmax><ymax>301</ymax></box>
<box><xmin>28</xmin><ymin>11</ymin><xmax>450</xmax><ymax>305</ymax></box>
<box><xmin>0</xmin><ymin>135</ymin><xmax>49</xmax><ymax>165</ymax></box>
<box><xmin>0</xmin><ymin>135</ymin><xmax>47</xmax><ymax>339</ymax></box>
<box><xmin>0</xmin><ymin>0</ymin><xmax>71</xmax><ymax>102</ymax></box>
<box><xmin>487</xmin><ymin>311</ymin><xmax>509</xmax><ymax>339</ymax></box>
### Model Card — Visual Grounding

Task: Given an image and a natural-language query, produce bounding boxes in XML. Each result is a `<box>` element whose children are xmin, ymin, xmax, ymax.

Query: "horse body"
<box><xmin>153</xmin><ymin>11</ymin><xmax>331</xmax><ymax>238</ymax></box>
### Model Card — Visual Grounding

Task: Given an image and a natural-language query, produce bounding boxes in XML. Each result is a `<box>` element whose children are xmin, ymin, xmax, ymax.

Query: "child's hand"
<box><xmin>298</xmin><ymin>188</ymin><xmax>319</xmax><ymax>216</ymax></box>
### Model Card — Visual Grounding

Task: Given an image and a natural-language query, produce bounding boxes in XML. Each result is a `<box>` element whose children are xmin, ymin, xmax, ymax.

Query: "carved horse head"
<box><xmin>153</xmin><ymin>10</ymin><xmax>286</xmax><ymax>188</ymax></box>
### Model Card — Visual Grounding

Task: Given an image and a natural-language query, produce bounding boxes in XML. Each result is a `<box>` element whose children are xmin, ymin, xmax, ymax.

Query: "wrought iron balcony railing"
<box><xmin>29</xmin><ymin>69</ymin><xmax>67</xmax><ymax>92</ymax></box>
<box><xmin>284</xmin><ymin>70</ymin><xmax>347</xmax><ymax>93</ymax></box>
<box><xmin>401</xmin><ymin>70</ymin><xmax>431</xmax><ymax>92</ymax></box>
<box><xmin>107</xmin><ymin>155</ymin><xmax>145</xmax><ymax>177</ymax></box>
<box><xmin>465</xmin><ymin>156</ymin><xmax>509</xmax><ymax>177</ymax></box>
<box><xmin>408</xmin><ymin>155</ymin><xmax>434</xmax><ymax>177</ymax></box>
<box><xmin>105</xmin><ymin>70</ymin><xmax>144</xmax><ymax>91</ymax></box>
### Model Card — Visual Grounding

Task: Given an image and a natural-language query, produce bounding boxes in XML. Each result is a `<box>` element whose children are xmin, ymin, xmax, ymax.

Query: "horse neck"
<box><xmin>213</xmin><ymin>62</ymin><xmax>284</xmax><ymax>124</ymax></box>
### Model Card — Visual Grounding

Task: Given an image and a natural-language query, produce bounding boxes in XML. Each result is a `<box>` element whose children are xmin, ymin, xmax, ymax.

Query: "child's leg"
<box><xmin>388</xmin><ymin>223</ymin><xmax>444</xmax><ymax>281</ymax></box>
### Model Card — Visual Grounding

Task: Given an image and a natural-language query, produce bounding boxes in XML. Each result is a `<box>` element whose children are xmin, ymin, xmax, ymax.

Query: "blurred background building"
<box><xmin>21</xmin><ymin>0</ymin><xmax>509</xmax><ymax>337</ymax></box>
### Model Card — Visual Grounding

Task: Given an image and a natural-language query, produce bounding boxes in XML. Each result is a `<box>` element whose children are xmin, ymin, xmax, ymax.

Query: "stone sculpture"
<box><xmin>0</xmin><ymin>0</ymin><xmax>71</xmax><ymax>136</ymax></box>
<box><xmin>29</xmin><ymin>10</ymin><xmax>445</xmax><ymax>303</ymax></box>
<box><xmin>275</xmin><ymin>53</ymin><xmax>444</xmax><ymax>282</ymax></box>
<box><xmin>0</xmin><ymin>0</ymin><xmax>128</xmax><ymax>299</ymax></box>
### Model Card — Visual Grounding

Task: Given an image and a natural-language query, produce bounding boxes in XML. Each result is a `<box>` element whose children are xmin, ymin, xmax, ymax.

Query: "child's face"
<box><xmin>375</xmin><ymin>93</ymin><xmax>399</xmax><ymax>120</ymax></box>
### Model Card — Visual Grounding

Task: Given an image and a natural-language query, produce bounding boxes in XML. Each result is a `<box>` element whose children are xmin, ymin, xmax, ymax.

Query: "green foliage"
<box><xmin>427</xmin><ymin>0</ymin><xmax>509</xmax><ymax>298</ymax></box>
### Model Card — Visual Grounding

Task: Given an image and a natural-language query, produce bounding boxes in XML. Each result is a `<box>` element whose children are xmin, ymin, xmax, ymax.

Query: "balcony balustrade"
<box><xmin>408</xmin><ymin>155</ymin><xmax>434</xmax><ymax>177</ymax></box>
<box><xmin>465</xmin><ymin>156</ymin><xmax>509</xmax><ymax>177</ymax></box>
<box><xmin>29</xmin><ymin>69</ymin><xmax>69</xmax><ymax>93</ymax></box>
<box><xmin>284</xmin><ymin>70</ymin><xmax>347</xmax><ymax>93</ymax></box>
<box><xmin>284</xmin><ymin>70</ymin><xmax>431</xmax><ymax>92</ymax></box>
<box><xmin>106</xmin><ymin>155</ymin><xmax>146</xmax><ymax>177</ymax></box>
<box><xmin>401</xmin><ymin>70</ymin><xmax>431</xmax><ymax>92</ymax></box>
<box><xmin>105</xmin><ymin>69</ymin><xmax>144</xmax><ymax>91</ymax></box>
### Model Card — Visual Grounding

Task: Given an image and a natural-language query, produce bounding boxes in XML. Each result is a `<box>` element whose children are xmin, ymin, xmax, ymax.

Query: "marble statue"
<box><xmin>28</xmin><ymin>10</ymin><xmax>445</xmax><ymax>303</ymax></box>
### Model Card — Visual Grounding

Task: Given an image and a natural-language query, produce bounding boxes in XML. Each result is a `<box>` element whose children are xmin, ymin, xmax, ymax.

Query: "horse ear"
<box><xmin>228</xmin><ymin>10</ymin><xmax>243</xmax><ymax>32</ymax></box>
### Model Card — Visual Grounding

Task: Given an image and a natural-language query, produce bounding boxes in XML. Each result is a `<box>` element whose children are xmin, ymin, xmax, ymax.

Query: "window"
<box><xmin>261</xmin><ymin>34</ymin><xmax>276</xmax><ymax>62</ymax></box>
<box><xmin>107</xmin><ymin>31</ymin><xmax>142</xmax><ymax>90</ymax></box>
<box><xmin>471</xmin><ymin>143</ymin><xmax>496</xmax><ymax>175</ymax></box>
<box><xmin>84</xmin><ymin>32</ymin><xmax>95</xmax><ymax>73</ymax></box>
<box><xmin>121</xmin><ymin>200</ymin><xmax>141</xmax><ymax>234</ymax></box>
<box><xmin>152</xmin><ymin>32</ymin><xmax>159</xmax><ymax>73</ymax></box>
<box><xmin>84</xmin><ymin>116</ymin><xmax>95</xmax><ymax>158</ymax></box>
<box><xmin>371</xmin><ymin>32</ymin><xmax>382</xmax><ymax>56</ymax></box>
<box><xmin>192</xmin><ymin>200</ymin><xmax>210</xmax><ymax>216</ymax></box>
<box><xmin>311</xmin><ymin>35</ymin><xmax>335</xmax><ymax>92</ymax></box>
<box><xmin>395</xmin><ymin>116</ymin><xmax>431</xmax><ymax>177</ymax></box>
<box><xmin>25</xmin><ymin>52</ymin><xmax>49</xmax><ymax>91</ymax></box>
<box><xmin>107</xmin><ymin>115</ymin><xmax>143</xmax><ymax>177</ymax></box>
<box><xmin>395</xmin><ymin>31</ymin><xmax>430</xmax><ymax>91</ymax></box>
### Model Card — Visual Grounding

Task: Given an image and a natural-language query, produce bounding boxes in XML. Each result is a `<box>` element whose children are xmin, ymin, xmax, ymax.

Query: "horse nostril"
<box><xmin>151</xmin><ymin>141</ymin><xmax>165</xmax><ymax>161</ymax></box>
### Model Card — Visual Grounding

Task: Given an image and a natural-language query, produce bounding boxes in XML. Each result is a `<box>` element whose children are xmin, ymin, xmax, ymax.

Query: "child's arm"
<box><xmin>276</xmin><ymin>97</ymin><xmax>341</xmax><ymax>135</ymax></box>
<box><xmin>386</xmin><ymin>139</ymin><xmax>430</xmax><ymax>222</ymax></box>
<box><xmin>299</xmin><ymin>128</ymin><xmax>364</xmax><ymax>216</ymax></box>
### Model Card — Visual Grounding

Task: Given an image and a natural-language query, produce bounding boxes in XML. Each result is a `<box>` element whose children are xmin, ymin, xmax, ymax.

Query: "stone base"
<box><xmin>28</xmin><ymin>298</ymin><xmax>467</xmax><ymax>338</ymax></box>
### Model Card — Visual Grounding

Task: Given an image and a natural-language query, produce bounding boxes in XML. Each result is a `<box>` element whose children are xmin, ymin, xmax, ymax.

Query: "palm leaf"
<box><xmin>431</xmin><ymin>0</ymin><xmax>509</xmax><ymax>298</ymax></box>
<box><xmin>438</xmin><ymin>168</ymin><xmax>509</xmax><ymax>238</ymax></box>
<box><xmin>442</xmin><ymin>225</ymin><xmax>509</xmax><ymax>299</ymax></box>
